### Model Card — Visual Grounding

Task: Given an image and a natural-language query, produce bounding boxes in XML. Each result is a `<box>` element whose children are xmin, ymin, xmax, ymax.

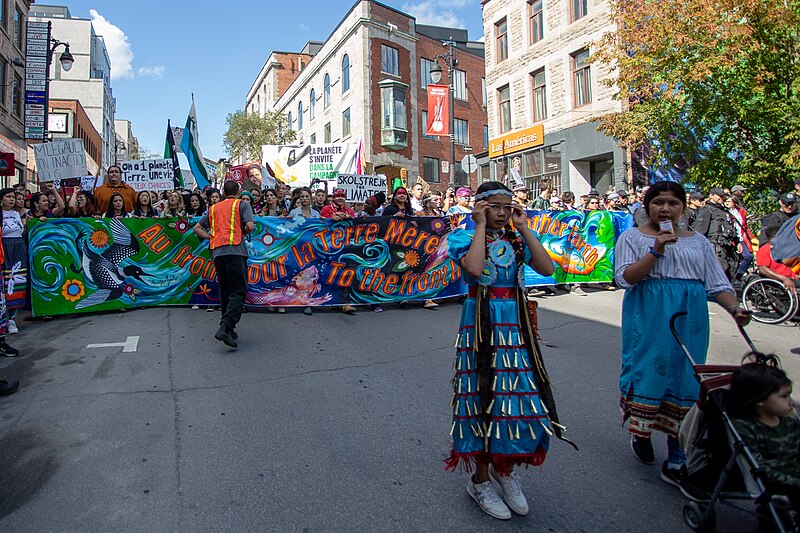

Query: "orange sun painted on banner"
<box><xmin>90</xmin><ymin>229</ymin><xmax>110</xmax><ymax>248</ymax></box>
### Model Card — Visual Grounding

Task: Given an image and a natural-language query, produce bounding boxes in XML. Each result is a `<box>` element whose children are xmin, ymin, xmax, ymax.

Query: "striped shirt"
<box><xmin>614</xmin><ymin>228</ymin><xmax>733</xmax><ymax>298</ymax></box>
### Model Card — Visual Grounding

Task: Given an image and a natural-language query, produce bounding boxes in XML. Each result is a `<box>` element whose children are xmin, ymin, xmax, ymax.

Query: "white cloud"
<box><xmin>137</xmin><ymin>65</ymin><xmax>165</xmax><ymax>78</ymax></box>
<box><xmin>89</xmin><ymin>9</ymin><xmax>134</xmax><ymax>80</ymax></box>
<box><xmin>402</xmin><ymin>1</ymin><xmax>466</xmax><ymax>28</ymax></box>
<box><xmin>298</xmin><ymin>23</ymin><xmax>310</xmax><ymax>31</ymax></box>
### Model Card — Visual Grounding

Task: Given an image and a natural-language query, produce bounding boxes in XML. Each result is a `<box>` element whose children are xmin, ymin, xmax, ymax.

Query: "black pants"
<box><xmin>213</xmin><ymin>255</ymin><xmax>248</xmax><ymax>331</ymax></box>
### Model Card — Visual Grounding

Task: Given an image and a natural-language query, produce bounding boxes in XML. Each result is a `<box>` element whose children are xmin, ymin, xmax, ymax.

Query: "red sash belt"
<box><xmin>467</xmin><ymin>286</ymin><xmax>516</xmax><ymax>299</ymax></box>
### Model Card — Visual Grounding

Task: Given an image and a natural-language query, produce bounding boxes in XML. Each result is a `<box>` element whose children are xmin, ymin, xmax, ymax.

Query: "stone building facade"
<box><xmin>482</xmin><ymin>0</ymin><xmax>627</xmax><ymax>198</ymax></box>
<box><xmin>245</xmin><ymin>0</ymin><xmax>487</xmax><ymax>194</ymax></box>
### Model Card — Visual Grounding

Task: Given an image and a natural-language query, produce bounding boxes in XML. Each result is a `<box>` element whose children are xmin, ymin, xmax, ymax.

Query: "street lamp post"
<box><xmin>43</xmin><ymin>38</ymin><xmax>74</xmax><ymax>142</ymax></box>
<box><xmin>429</xmin><ymin>39</ymin><xmax>458</xmax><ymax>189</ymax></box>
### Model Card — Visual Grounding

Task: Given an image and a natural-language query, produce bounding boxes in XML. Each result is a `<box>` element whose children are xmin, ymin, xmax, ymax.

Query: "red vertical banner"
<box><xmin>426</xmin><ymin>84</ymin><xmax>450</xmax><ymax>137</ymax></box>
<box><xmin>0</xmin><ymin>153</ymin><xmax>14</xmax><ymax>176</ymax></box>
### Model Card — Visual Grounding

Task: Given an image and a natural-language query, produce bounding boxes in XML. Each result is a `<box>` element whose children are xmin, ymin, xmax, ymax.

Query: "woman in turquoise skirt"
<box><xmin>614</xmin><ymin>181</ymin><xmax>750</xmax><ymax>499</ymax></box>
<box><xmin>446</xmin><ymin>181</ymin><xmax>575</xmax><ymax>520</ymax></box>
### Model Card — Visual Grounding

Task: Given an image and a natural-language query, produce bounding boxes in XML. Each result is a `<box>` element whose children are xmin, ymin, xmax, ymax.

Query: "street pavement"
<box><xmin>0</xmin><ymin>288</ymin><xmax>797</xmax><ymax>532</ymax></box>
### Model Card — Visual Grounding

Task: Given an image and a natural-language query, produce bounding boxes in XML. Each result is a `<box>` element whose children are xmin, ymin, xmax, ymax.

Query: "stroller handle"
<box><xmin>669</xmin><ymin>311</ymin><xmax>698</xmax><ymax>367</ymax></box>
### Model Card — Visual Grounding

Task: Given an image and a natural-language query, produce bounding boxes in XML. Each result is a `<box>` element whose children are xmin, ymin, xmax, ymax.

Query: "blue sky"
<box><xmin>55</xmin><ymin>1</ymin><xmax>484</xmax><ymax>161</ymax></box>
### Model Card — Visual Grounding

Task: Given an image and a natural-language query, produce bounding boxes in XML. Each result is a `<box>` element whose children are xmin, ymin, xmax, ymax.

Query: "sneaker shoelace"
<box><xmin>500</xmin><ymin>470</ymin><xmax>523</xmax><ymax>497</ymax></box>
<box><xmin>475</xmin><ymin>482</ymin><xmax>503</xmax><ymax>506</ymax></box>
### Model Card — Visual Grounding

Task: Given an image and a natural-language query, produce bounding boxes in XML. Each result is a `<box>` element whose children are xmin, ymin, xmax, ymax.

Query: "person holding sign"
<box><xmin>193</xmin><ymin>181</ymin><xmax>255</xmax><ymax>348</ymax></box>
<box><xmin>94</xmin><ymin>165</ymin><xmax>137</xmax><ymax>214</ymax></box>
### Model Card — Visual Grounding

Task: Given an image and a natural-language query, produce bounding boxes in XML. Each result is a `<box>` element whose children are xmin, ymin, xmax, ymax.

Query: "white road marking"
<box><xmin>87</xmin><ymin>336</ymin><xmax>140</xmax><ymax>353</ymax></box>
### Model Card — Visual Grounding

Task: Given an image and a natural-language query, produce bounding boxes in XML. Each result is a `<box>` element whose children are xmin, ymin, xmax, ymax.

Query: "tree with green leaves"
<box><xmin>595</xmin><ymin>0</ymin><xmax>800</xmax><ymax>193</ymax></box>
<box><xmin>223</xmin><ymin>110</ymin><xmax>296</xmax><ymax>161</ymax></box>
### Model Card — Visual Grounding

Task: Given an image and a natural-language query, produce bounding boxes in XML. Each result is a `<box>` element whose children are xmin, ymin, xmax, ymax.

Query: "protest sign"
<box><xmin>119</xmin><ymin>159</ymin><xmax>175</xmax><ymax>192</ymax></box>
<box><xmin>53</xmin><ymin>176</ymin><xmax>98</xmax><ymax>195</ymax></box>
<box><xmin>336</xmin><ymin>174</ymin><xmax>386</xmax><ymax>202</ymax></box>
<box><xmin>225</xmin><ymin>161</ymin><xmax>263</xmax><ymax>191</ymax></box>
<box><xmin>29</xmin><ymin>211</ymin><xmax>632</xmax><ymax>316</ymax></box>
<box><xmin>33</xmin><ymin>139</ymin><xmax>88</xmax><ymax>182</ymax></box>
<box><xmin>262</xmin><ymin>142</ymin><xmax>363</xmax><ymax>188</ymax></box>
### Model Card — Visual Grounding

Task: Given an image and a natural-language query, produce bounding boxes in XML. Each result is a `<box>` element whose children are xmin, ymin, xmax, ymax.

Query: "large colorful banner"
<box><xmin>261</xmin><ymin>142</ymin><xmax>364</xmax><ymax>188</ymax></box>
<box><xmin>28</xmin><ymin>211</ymin><xmax>631</xmax><ymax>316</ymax></box>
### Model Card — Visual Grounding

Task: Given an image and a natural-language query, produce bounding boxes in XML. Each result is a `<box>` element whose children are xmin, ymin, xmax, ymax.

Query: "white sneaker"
<box><xmin>7</xmin><ymin>320</ymin><xmax>18</xmax><ymax>335</ymax></box>
<box><xmin>571</xmin><ymin>286</ymin><xmax>587</xmax><ymax>296</ymax></box>
<box><xmin>467</xmin><ymin>476</ymin><xmax>511</xmax><ymax>520</ymax></box>
<box><xmin>489</xmin><ymin>465</ymin><xmax>529</xmax><ymax>515</ymax></box>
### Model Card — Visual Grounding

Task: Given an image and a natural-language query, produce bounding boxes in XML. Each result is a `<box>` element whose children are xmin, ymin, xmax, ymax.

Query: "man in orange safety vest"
<box><xmin>193</xmin><ymin>180</ymin><xmax>255</xmax><ymax>348</ymax></box>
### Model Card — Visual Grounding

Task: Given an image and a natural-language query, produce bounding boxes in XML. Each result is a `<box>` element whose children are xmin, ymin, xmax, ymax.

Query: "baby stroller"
<box><xmin>670</xmin><ymin>312</ymin><xmax>797</xmax><ymax>532</ymax></box>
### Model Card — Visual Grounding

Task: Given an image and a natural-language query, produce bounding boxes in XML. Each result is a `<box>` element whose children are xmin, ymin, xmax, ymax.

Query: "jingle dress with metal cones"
<box><xmin>445</xmin><ymin>227</ymin><xmax>574</xmax><ymax>474</ymax></box>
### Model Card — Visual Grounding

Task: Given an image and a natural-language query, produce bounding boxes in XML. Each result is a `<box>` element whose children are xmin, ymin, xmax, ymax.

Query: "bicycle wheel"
<box><xmin>741</xmin><ymin>278</ymin><xmax>798</xmax><ymax>324</ymax></box>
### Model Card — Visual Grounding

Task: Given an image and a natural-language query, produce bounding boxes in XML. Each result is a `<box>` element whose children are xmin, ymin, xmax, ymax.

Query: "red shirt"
<box><xmin>320</xmin><ymin>203</ymin><xmax>354</xmax><ymax>219</ymax></box>
<box><xmin>756</xmin><ymin>243</ymin><xmax>797</xmax><ymax>279</ymax></box>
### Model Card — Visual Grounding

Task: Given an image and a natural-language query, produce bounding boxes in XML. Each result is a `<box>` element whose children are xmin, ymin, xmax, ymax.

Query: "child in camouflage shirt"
<box><xmin>728</xmin><ymin>355</ymin><xmax>799</xmax><ymax>528</ymax></box>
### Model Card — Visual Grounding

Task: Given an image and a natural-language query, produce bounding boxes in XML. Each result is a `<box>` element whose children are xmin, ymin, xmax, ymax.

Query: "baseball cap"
<box><xmin>731</xmin><ymin>185</ymin><xmax>747</xmax><ymax>193</ymax></box>
<box><xmin>607</xmin><ymin>193</ymin><xmax>620</xmax><ymax>201</ymax></box>
<box><xmin>708</xmin><ymin>187</ymin><xmax>726</xmax><ymax>197</ymax></box>
<box><xmin>689</xmin><ymin>191</ymin><xmax>706</xmax><ymax>201</ymax></box>
<box><xmin>513</xmin><ymin>183</ymin><xmax>528</xmax><ymax>192</ymax></box>
<box><xmin>780</xmin><ymin>192</ymin><xmax>797</xmax><ymax>204</ymax></box>
<box><xmin>617</xmin><ymin>190</ymin><xmax>628</xmax><ymax>198</ymax></box>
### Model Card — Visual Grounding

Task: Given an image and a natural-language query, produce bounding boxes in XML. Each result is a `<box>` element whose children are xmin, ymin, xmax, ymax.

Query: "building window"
<box><xmin>572</xmin><ymin>0</ymin><xmax>588</xmax><ymax>21</ymax></box>
<box><xmin>310</xmin><ymin>133</ymin><xmax>316</xmax><ymax>144</ymax></box>
<box><xmin>288</xmin><ymin>111</ymin><xmax>293</xmax><ymax>131</ymax></box>
<box><xmin>310</xmin><ymin>89</ymin><xmax>316</xmax><ymax>119</ymax></box>
<box><xmin>324</xmin><ymin>122</ymin><xmax>331</xmax><ymax>143</ymax></box>
<box><xmin>481</xmin><ymin>78</ymin><xmax>487</xmax><ymax>107</ymax></box>
<box><xmin>342</xmin><ymin>108</ymin><xmax>351</xmax><ymax>138</ymax></box>
<box><xmin>498</xmin><ymin>85</ymin><xmax>511</xmax><ymax>133</ymax></box>
<box><xmin>342</xmin><ymin>54</ymin><xmax>350</xmax><ymax>93</ymax></box>
<box><xmin>453</xmin><ymin>69</ymin><xmax>467</xmax><ymax>101</ymax></box>
<box><xmin>298</xmin><ymin>102</ymin><xmax>303</xmax><ymax>129</ymax></box>
<box><xmin>12</xmin><ymin>75</ymin><xmax>21</xmax><ymax>117</ymax></box>
<box><xmin>455</xmin><ymin>165</ymin><xmax>468</xmax><ymax>186</ymax></box>
<box><xmin>379</xmin><ymin>80</ymin><xmax>408</xmax><ymax>149</ymax></box>
<box><xmin>0</xmin><ymin>58</ymin><xmax>6</xmax><ymax>107</ymax></box>
<box><xmin>572</xmin><ymin>49</ymin><xmax>592</xmax><ymax>107</ymax></box>
<box><xmin>423</xmin><ymin>156</ymin><xmax>440</xmax><ymax>183</ymax></box>
<box><xmin>529</xmin><ymin>0</ymin><xmax>543</xmax><ymax>44</ymax></box>
<box><xmin>14</xmin><ymin>7</ymin><xmax>23</xmax><ymax>50</ymax></box>
<box><xmin>495</xmin><ymin>18</ymin><xmax>508</xmax><ymax>62</ymax></box>
<box><xmin>421</xmin><ymin>111</ymin><xmax>436</xmax><ymax>140</ymax></box>
<box><xmin>324</xmin><ymin>74</ymin><xmax>330</xmax><ymax>108</ymax></box>
<box><xmin>483</xmin><ymin>125</ymin><xmax>489</xmax><ymax>150</ymax></box>
<box><xmin>532</xmin><ymin>68</ymin><xmax>547</xmax><ymax>122</ymax></box>
<box><xmin>454</xmin><ymin>118</ymin><xmax>468</xmax><ymax>145</ymax></box>
<box><xmin>421</xmin><ymin>58</ymin><xmax>435</xmax><ymax>88</ymax></box>
<box><xmin>381</xmin><ymin>44</ymin><xmax>399</xmax><ymax>76</ymax></box>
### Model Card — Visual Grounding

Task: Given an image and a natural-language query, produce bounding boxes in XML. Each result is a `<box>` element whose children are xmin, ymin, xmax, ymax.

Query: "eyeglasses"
<box><xmin>487</xmin><ymin>203</ymin><xmax>514</xmax><ymax>213</ymax></box>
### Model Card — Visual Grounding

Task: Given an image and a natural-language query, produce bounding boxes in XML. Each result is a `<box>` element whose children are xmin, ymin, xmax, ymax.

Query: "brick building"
<box><xmin>0</xmin><ymin>0</ymin><xmax>31</xmax><ymax>186</ymax></box>
<box><xmin>481</xmin><ymin>0</ymin><xmax>627</xmax><ymax>198</ymax></box>
<box><xmin>45</xmin><ymin>98</ymin><xmax>102</xmax><ymax>175</ymax></box>
<box><xmin>245</xmin><ymin>0</ymin><xmax>487</xmax><ymax>194</ymax></box>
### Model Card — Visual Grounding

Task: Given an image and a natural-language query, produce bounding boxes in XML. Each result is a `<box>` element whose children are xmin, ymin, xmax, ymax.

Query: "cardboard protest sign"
<box><xmin>33</xmin><ymin>139</ymin><xmax>88</xmax><ymax>182</ymax></box>
<box><xmin>119</xmin><ymin>159</ymin><xmax>175</xmax><ymax>192</ymax></box>
<box><xmin>336</xmin><ymin>174</ymin><xmax>386</xmax><ymax>202</ymax></box>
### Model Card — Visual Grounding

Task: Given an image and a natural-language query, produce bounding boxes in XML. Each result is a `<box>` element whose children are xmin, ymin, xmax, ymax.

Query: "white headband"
<box><xmin>474</xmin><ymin>189</ymin><xmax>513</xmax><ymax>201</ymax></box>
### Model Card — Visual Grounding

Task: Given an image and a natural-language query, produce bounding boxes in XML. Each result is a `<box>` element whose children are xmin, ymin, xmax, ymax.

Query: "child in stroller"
<box><xmin>728</xmin><ymin>355</ymin><xmax>799</xmax><ymax>531</ymax></box>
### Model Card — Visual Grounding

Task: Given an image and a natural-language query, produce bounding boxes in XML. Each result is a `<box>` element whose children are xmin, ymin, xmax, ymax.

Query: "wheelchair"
<box><xmin>740</xmin><ymin>273</ymin><xmax>799</xmax><ymax>325</ymax></box>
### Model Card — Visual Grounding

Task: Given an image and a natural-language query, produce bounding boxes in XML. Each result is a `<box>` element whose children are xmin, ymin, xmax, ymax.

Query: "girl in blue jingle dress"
<box><xmin>446</xmin><ymin>181</ymin><xmax>576</xmax><ymax>521</ymax></box>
